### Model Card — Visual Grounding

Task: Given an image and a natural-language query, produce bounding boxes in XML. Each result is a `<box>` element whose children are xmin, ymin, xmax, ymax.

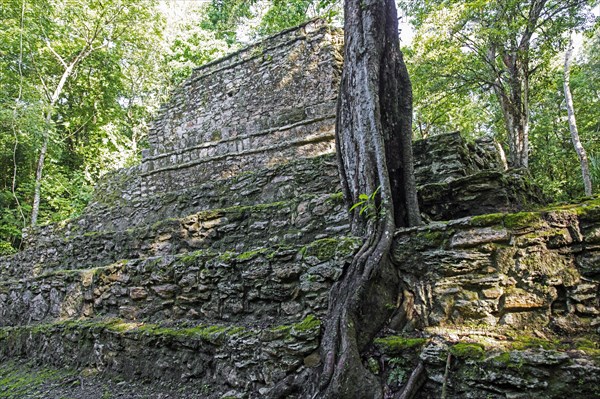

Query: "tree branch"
<box><xmin>44</xmin><ymin>39</ymin><xmax>67</xmax><ymax>68</ymax></box>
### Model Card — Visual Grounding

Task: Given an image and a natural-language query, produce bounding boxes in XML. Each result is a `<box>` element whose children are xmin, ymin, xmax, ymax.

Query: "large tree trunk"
<box><xmin>266</xmin><ymin>2</ymin><xmax>421</xmax><ymax>398</ymax></box>
<box><xmin>336</xmin><ymin>0</ymin><xmax>421</xmax><ymax>235</ymax></box>
<box><xmin>317</xmin><ymin>1</ymin><xmax>421</xmax><ymax>397</ymax></box>
<box><xmin>272</xmin><ymin>0</ymin><xmax>420</xmax><ymax>399</ymax></box>
<box><xmin>564</xmin><ymin>33</ymin><xmax>593</xmax><ymax>196</ymax></box>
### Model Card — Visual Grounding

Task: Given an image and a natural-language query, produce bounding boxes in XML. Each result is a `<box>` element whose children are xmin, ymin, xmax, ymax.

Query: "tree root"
<box><xmin>396</xmin><ymin>362</ymin><xmax>426</xmax><ymax>399</ymax></box>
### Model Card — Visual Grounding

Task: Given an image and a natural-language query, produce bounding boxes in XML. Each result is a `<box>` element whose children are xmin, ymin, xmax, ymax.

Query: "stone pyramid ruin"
<box><xmin>0</xmin><ymin>20</ymin><xmax>598</xmax><ymax>398</ymax></box>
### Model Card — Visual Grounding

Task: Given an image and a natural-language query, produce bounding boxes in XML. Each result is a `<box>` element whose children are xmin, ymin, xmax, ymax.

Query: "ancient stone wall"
<box><xmin>7</xmin><ymin>132</ymin><xmax>525</xmax><ymax>280</ymax></box>
<box><xmin>0</xmin><ymin>191</ymin><xmax>348</xmax><ymax>279</ymax></box>
<box><xmin>71</xmin><ymin>155</ymin><xmax>340</xmax><ymax>232</ymax></box>
<box><xmin>0</xmin><ymin>237</ymin><xmax>358</xmax><ymax>328</ymax></box>
<box><xmin>141</xmin><ymin>20</ymin><xmax>343</xmax><ymax>196</ymax></box>
<box><xmin>393</xmin><ymin>200</ymin><xmax>600</xmax><ymax>333</ymax></box>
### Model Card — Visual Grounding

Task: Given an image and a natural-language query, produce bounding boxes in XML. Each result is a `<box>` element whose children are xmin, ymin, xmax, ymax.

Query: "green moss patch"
<box><xmin>504</xmin><ymin>211</ymin><xmax>543</xmax><ymax>229</ymax></box>
<box><xmin>416</xmin><ymin>229</ymin><xmax>447</xmax><ymax>245</ymax></box>
<box><xmin>505</xmin><ymin>333</ymin><xmax>600</xmax><ymax>356</ymax></box>
<box><xmin>470</xmin><ymin>212</ymin><xmax>505</xmax><ymax>227</ymax></box>
<box><xmin>449</xmin><ymin>342</ymin><xmax>485</xmax><ymax>360</ymax></box>
<box><xmin>302</xmin><ymin>236</ymin><xmax>361</xmax><ymax>260</ymax></box>
<box><xmin>178</xmin><ymin>249</ymin><xmax>215</xmax><ymax>265</ymax></box>
<box><xmin>0</xmin><ymin>360</ymin><xmax>77</xmax><ymax>398</ymax></box>
<box><xmin>374</xmin><ymin>336</ymin><xmax>427</xmax><ymax>354</ymax></box>
<box><xmin>291</xmin><ymin>315</ymin><xmax>320</xmax><ymax>332</ymax></box>
<box><xmin>326</xmin><ymin>192</ymin><xmax>344</xmax><ymax>204</ymax></box>
<box><xmin>236</xmin><ymin>248</ymin><xmax>268</xmax><ymax>262</ymax></box>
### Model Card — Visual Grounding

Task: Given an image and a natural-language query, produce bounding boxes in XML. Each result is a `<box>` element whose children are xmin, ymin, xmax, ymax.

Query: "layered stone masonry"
<box><xmin>141</xmin><ymin>20</ymin><xmax>343</xmax><ymax>196</ymax></box>
<box><xmin>0</xmin><ymin>236</ymin><xmax>359</xmax><ymax>328</ymax></box>
<box><xmin>6</xmin><ymin>133</ymin><xmax>518</xmax><ymax>277</ymax></box>
<box><xmin>0</xmin><ymin>132</ymin><xmax>542</xmax><ymax>291</ymax></box>
<box><xmin>16</xmin><ymin>195</ymin><xmax>600</xmax><ymax>335</ymax></box>
<box><xmin>2</xmin><ymin>201</ymin><xmax>598</xmax><ymax>398</ymax></box>
<box><xmin>412</xmin><ymin>132</ymin><xmax>504</xmax><ymax>185</ymax></box>
<box><xmin>0</xmin><ymin>317</ymin><xmax>322</xmax><ymax>397</ymax></box>
<box><xmin>393</xmin><ymin>199</ymin><xmax>600</xmax><ymax>333</ymax></box>
<box><xmin>373</xmin><ymin>335</ymin><xmax>599</xmax><ymax>399</ymax></box>
<box><xmin>0</xmin><ymin>192</ymin><xmax>348</xmax><ymax>281</ymax></box>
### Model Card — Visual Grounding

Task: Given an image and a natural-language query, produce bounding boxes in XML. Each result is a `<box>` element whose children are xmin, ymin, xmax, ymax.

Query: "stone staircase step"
<box><xmin>0</xmin><ymin>236</ymin><xmax>360</xmax><ymax>328</ymax></box>
<box><xmin>0</xmin><ymin>192</ymin><xmax>349</xmax><ymax>281</ymax></box>
<box><xmin>0</xmin><ymin>316</ymin><xmax>321</xmax><ymax>397</ymax></box>
<box><xmin>83</xmin><ymin>153</ymin><xmax>340</xmax><ymax>233</ymax></box>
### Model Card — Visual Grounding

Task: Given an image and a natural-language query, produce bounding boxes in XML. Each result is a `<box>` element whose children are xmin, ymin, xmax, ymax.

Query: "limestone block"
<box><xmin>129</xmin><ymin>287</ymin><xmax>148</xmax><ymax>300</ymax></box>
<box><xmin>151</xmin><ymin>284</ymin><xmax>179</xmax><ymax>299</ymax></box>
<box><xmin>450</xmin><ymin>227</ymin><xmax>510</xmax><ymax>248</ymax></box>
<box><xmin>500</xmin><ymin>288</ymin><xmax>546</xmax><ymax>310</ymax></box>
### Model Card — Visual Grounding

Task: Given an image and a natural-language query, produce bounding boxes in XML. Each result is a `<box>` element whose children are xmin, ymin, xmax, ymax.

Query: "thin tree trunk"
<box><xmin>30</xmin><ymin>57</ymin><xmax>80</xmax><ymax>226</ymax></box>
<box><xmin>30</xmin><ymin>128</ymin><xmax>48</xmax><ymax>227</ymax></box>
<box><xmin>494</xmin><ymin>53</ymin><xmax>530</xmax><ymax>169</ymax></box>
<box><xmin>563</xmin><ymin>33</ymin><xmax>593</xmax><ymax>196</ymax></box>
<box><xmin>11</xmin><ymin>0</ymin><xmax>27</xmax><ymax>232</ymax></box>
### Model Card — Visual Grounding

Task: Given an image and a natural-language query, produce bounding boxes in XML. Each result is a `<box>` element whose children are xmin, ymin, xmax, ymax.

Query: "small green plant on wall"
<box><xmin>350</xmin><ymin>186</ymin><xmax>381</xmax><ymax>219</ymax></box>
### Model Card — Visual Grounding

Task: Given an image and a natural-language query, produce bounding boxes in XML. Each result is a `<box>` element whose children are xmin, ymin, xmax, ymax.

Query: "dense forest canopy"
<box><xmin>0</xmin><ymin>0</ymin><xmax>598</xmax><ymax>254</ymax></box>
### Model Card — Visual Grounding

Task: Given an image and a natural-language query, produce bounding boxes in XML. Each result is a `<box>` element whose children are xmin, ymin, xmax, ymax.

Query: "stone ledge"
<box><xmin>187</xmin><ymin>19</ymin><xmax>335</xmax><ymax>83</ymax></box>
<box><xmin>142</xmin><ymin>113</ymin><xmax>336</xmax><ymax>163</ymax></box>
<box><xmin>0</xmin><ymin>315</ymin><xmax>322</xmax><ymax>397</ymax></box>
<box><xmin>56</xmin><ymin>154</ymin><xmax>340</xmax><ymax>236</ymax></box>
<box><xmin>0</xmin><ymin>360</ymin><xmax>205</xmax><ymax>398</ymax></box>
<box><xmin>392</xmin><ymin>197</ymin><xmax>600</xmax><ymax>332</ymax></box>
<box><xmin>370</xmin><ymin>331</ymin><xmax>599</xmax><ymax>399</ymax></box>
<box><xmin>141</xmin><ymin>126</ymin><xmax>336</xmax><ymax>177</ymax></box>
<box><xmin>0</xmin><ymin>193</ymin><xmax>350</xmax><ymax>281</ymax></box>
<box><xmin>418</xmin><ymin>169</ymin><xmax>546</xmax><ymax>221</ymax></box>
<box><xmin>0</xmin><ymin>236</ymin><xmax>360</xmax><ymax>327</ymax></box>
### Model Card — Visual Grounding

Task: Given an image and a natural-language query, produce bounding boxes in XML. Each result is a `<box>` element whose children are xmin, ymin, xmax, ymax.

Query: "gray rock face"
<box><xmin>0</xmin><ymin>20</ymin><xmax>596</xmax><ymax>399</ymax></box>
<box><xmin>393</xmin><ymin>205</ymin><xmax>600</xmax><ymax>332</ymax></box>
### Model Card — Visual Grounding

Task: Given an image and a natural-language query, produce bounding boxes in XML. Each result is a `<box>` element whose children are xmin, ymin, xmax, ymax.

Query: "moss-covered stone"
<box><xmin>449</xmin><ymin>342</ymin><xmax>486</xmax><ymax>360</ymax></box>
<box><xmin>291</xmin><ymin>315</ymin><xmax>320</xmax><ymax>332</ymax></box>
<box><xmin>470</xmin><ymin>212</ymin><xmax>506</xmax><ymax>227</ymax></box>
<box><xmin>504</xmin><ymin>211</ymin><xmax>543</xmax><ymax>229</ymax></box>
<box><xmin>0</xmin><ymin>360</ymin><xmax>77</xmax><ymax>398</ymax></box>
<box><xmin>236</xmin><ymin>248</ymin><xmax>268</xmax><ymax>262</ymax></box>
<box><xmin>416</xmin><ymin>229</ymin><xmax>447</xmax><ymax>244</ymax></box>
<box><xmin>302</xmin><ymin>236</ymin><xmax>361</xmax><ymax>260</ymax></box>
<box><xmin>326</xmin><ymin>192</ymin><xmax>344</xmax><ymax>204</ymax></box>
<box><xmin>178</xmin><ymin>249</ymin><xmax>214</xmax><ymax>265</ymax></box>
<box><xmin>373</xmin><ymin>336</ymin><xmax>427</xmax><ymax>354</ymax></box>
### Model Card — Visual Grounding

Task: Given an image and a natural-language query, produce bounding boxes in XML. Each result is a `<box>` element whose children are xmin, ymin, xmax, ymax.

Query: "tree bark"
<box><xmin>563</xmin><ymin>33</ymin><xmax>593</xmax><ymax>196</ymax></box>
<box><xmin>265</xmin><ymin>3</ymin><xmax>420</xmax><ymax>397</ymax></box>
<box><xmin>492</xmin><ymin>49</ymin><xmax>530</xmax><ymax>169</ymax></box>
<box><xmin>313</xmin><ymin>0</ymin><xmax>420</xmax><ymax>397</ymax></box>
